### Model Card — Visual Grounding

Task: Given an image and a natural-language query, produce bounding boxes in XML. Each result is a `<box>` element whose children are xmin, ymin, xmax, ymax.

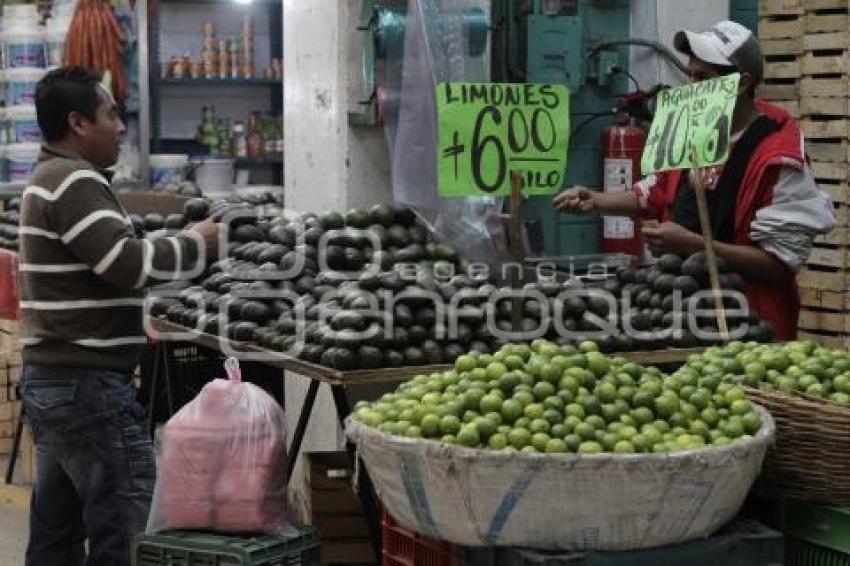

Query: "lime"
<box><xmin>531</xmin><ymin>432</ymin><xmax>551</xmax><ymax>451</ymax></box>
<box><xmin>614</xmin><ymin>440</ymin><xmax>635</xmax><ymax>453</ymax></box>
<box><xmin>455</xmin><ymin>354</ymin><xmax>477</xmax><ymax>373</ymax></box>
<box><xmin>724</xmin><ymin>387</ymin><xmax>747</xmax><ymax>406</ymax></box>
<box><xmin>558</xmin><ymin>375</ymin><xmax>581</xmax><ymax>395</ymax></box>
<box><xmin>473</xmin><ymin>416</ymin><xmax>497</xmax><ymax>440</ymax></box>
<box><xmin>486</xmin><ymin>362</ymin><xmax>508</xmax><ymax>381</ymax></box>
<box><xmin>578</xmin><ymin>441</ymin><xmax>603</xmax><ymax>454</ymax></box>
<box><xmin>441</xmin><ymin>434</ymin><xmax>457</xmax><ymax>444</ymax></box>
<box><xmin>440</xmin><ymin>415</ymin><xmax>462</xmax><ymax>435</ymax></box>
<box><xmin>563</xmin><ymin>415</ymin><xmax>582</xmax><ymax>432</ymax></box>
<box><xmin>488</xmin><ymin>432</ymin><xmax>508</xmax><ymax>449</ymax></box>
<box><xmin>565</xmin><ymin>403</ymin><xmax>586</xmax><ymax>419</ymax></box>
<box><xmin>596</xmin><ymin>382</ymin><xmax>618</xmax><ymax>403</ymax></box>
<box><xmin>533</xmin><ymin>381</ymin><xmax>557</xmax><ymax>402</ymax></box>
<box><xmin>721</xmin><ymin>419</ymin><xmax>745</xmax><ymax>439</ymax></box>
<box><xmin>457</xmin><ymin>425</ymin><xmax>481</xmax><ymax>447</ymax></box>
<box><xmin>513</xmin><ymin>390</ymin><xmax>535</xmax><ymax>407</ymax></box>
<box><xmin>741</xmin><ymin>411</ymin><xmax>762</xmax><ymax>434</ymax></box>
<box><xmin>730</xmin><ymin>399</ymin><xmax>751</xmax><ymax>416</ymax></box>
<box><xmin>485</xmin><ymin>412</ymin><xmax>503</xmax><ymax>426</ymax></box>
<box><xmin>420</xmin><ymin>414</ymin><xmax>441</xmax><ymax>437</ymax></box>
<box><xmin>579</xmin><ymin>341</ymin><xmax>599</xmax><ymax>354</ymax></box>
<box><xmin>700</xmin><ymin>407</ymin><xmax>720</xmax><ymax>427</ymax></box>
<box><xmin>618</xmin><ymin>425</ymin><xmax>638</xmax><ymax>440</ymax></box>
<box><xmin>514</xmin><ymin>417</ymin><xmax>531</xmax><ymax>430</ymax></box>
<box><xmin>543</xmin><ymin>409</ymin><xmax>563</xmax><ymax>425</ymax></box>
<box><xmin>543</xmin><ymin>396</ymin><xmax>565</xmax><ymax>412</ymax></box>
<box><xmin>405</xmin><ymin>425</ymin><xmax>423</xmax><ymax>438</ymax></box>
<box><xmin>579</xmin><ymin>395</ymin><xmax>602</xmax><ymax>416</ymax></box>
<box><xmin>585</xmin><ymin>415</ymin><xmax>606</xmax><ymax>430</ymax></box>
<box><xmin>641</xmin><ymin>426</ymin><xmax>663</xmax><ymax>446</ymax></box>
<box><xmin>654</xmin><ymin>395</ymin><xmax>680</xmax><ymax>418</ymax></box>
<box><xmin>479</xmin><ymin>394</ymin><xmax>503</xmax><ymax>415</ymax></box>
<box><xmin>463</xmin><ymin>410</ymin><xmax>480</xmax><ymax>424</ymax></box>
<box><xmin>550</xmin><ymin>423</ymin><xmax>569</xmax><ymax>438</ymax></box>
<box><xmin>500</xmin><ymin>399</ymin><xmax>524</xmax><ymax>423</ymax></box>
<box><xmin>508</xmin><ymin>427</ymin><xmax>532</xmax><ymax>449</ymax></box>
<box><xmin>545</xmin><ymin>438</ymin><xmax>568</xmax><ymax>453</ymax></box>
<box><xmin>587</xmin><ymin>352</ymin><xmax>611</xmax><ymax>378</ymax></box>
<box><xmin>503</xmin><ymin>354</ymin><xmax>525</xmax><ymax>371</ymax></box>
<box><xmin>540</xmin><ymin>363</ymin><xmax>561</xmax><ymax>384</ymax></box>
<box><xmin>463</xmin><ymin>389</ymin><xmax>486</xmax><ymax>411</ymax></box>
<box><xmin>564</xmin><ymin>434</ymin><xmax>581</xmax><ymax>452</ymax></box>
<box><xmin>529</xmin><ymin>418</ymin><xmax>551</xmax><ymax>434</ymax></box>
<box><xmin>521</xmin><ymin>446</ymin><xmax>539</xmax><ymax>454</ymax></box>
<box><xmin>574</xmin><ymin>422</ymin><xmax>596</xmax><ymax>441</ymax></box>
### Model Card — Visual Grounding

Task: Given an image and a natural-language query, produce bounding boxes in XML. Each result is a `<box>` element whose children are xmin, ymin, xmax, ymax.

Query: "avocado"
<box><xmin>371</xmin><ymin>250</ymin><xmax>394</xmax><ymax>271</ymax></box>
<box><xmin>299</xmin><ymin>344</ymin><xmax>323</xmax><ymax>363</ymax></box>
<box><xmin>331</xmin><ymin>310</ymin><xmax>367</xmax><ymax>331</ymax></box>
<box><xmin>151</xmin><ymin>297</ymin><xmax>179</xmax><ymax>317</ymax></box>
<box><xmin>256</xmin><ymin>244</ymin><xmax>287</xmax><ymax>265</ymax></box>
<box><xmin>369</xmin><ymin>203</ymin><xmax>395</xmax><ymax>226</ymax></box>
<box><xmin>392</xmin><ymin>205</ymin><xmax>417</xmax><ymax>227</ymax></box>
<box><xmin>395</xmin><ymin>245</ymin><xmax>425</xmax><ymax>263</ymax></box>
<box><xmin>356</xmin><ymin>345</ymin><xmax>384</xmax><ymax>369</ymax></box>
<box><xmin>203</xmin><ymin>314</ymin><xmax>225</xmax><ymax>335</ymax></box>
<box><xmin>456</xmin><ymin>306</ymin><xmax>484</xmax><ymax>324</ymax></box>
<box><xmin>408</xmin><ymin>225</ymin><xmax>428</xmax><ymax>246</ymax></box>
<box><xmin>384</xmin><ymin>349</ymin><xmax>405</xmax><ymax>367</ymax></box>
<box><xmin>646</xmin><ymin>268</ymin><xmax>661</xmax><ymax>288</ymax></box>
<box><xmin>241</xmin><ymin>301</ymin><xmax>271</xmax><ymax>324</ymax></box>
<box><xmin>319</xmin><ymin>211</ymin><xmax>345</xmax><ymax>231</ymax></box>
<box><xmin>523</xmin><ymin>299</ymin><xmax>542</xmax><ymax>318</ymax></box>
<box><xmin>636</xmin><ymin>288</ymin><xmax>653</xmax><ymax>308</ymax></box>
<box><xmin>232</xmin><ymin>321</ymin><xmax>259</xmax><ymax>342</ymax></box>
<box><xmin>304</xmin><ymin>226</ymin><xmax>325</xmax><ymax>247</ymax></box>
<box><xmin>633</xmin><ymin>268</ymin><xmax>648</xmax><ymax>285</ymax></box>
<box><xmin>563</xmin><ymin>296</ymin><xmax>586</xmax><ymax>317</ymax></box>
<box><xmin>254</xmin><ymin>327</ymin><xmax>276</xmax><ymax>347</ymax></box>
<box><xmin>164</xmin><ymin>303</ymin><xmax>185</xmax><ymax>323</ymax></box>
<box><xmin>649</xmin><ymin>293</ymin><xmax>663</xmax><ymax>309</ymax></box>
<box><xmin>403</xmin><ymin>346</ymin><xmax>426</xmax><ymax>366</ymax></box>
<box><xmin>295</xmin><ymin>276</ymin><xmax>317</xmax><ymax>295</ymax></box>
<box><xmin>673</xmin><ymin>275</ymin><xmax>700</xmax><ymax>296</ymax></box>
<box><xmin>380</xmin><ymin>271</ymin><xmax>406</xmax><ymax>292</ymax></box>
<box><xmin>165</xmin><ymin>214</ymin><xmax>187</xmax><ymax>230</ymax></box>
<box><xmin>653</xmin><ymin>274</ymin><xmax>676</xmax><ymax>294</ymax></box>
<box><xmin>233</xmin><ymin>224</ymin><xmax>264</xmax><ymax>243</ymax></box>
<box><xmin>393</xmin><ymin>305</ymin><xmax>414</xmax><ymax>328</ymax></box>
<box><xmin>720</xmin><ymin>272</ymin><xmax>744</xmax><ymax>290</ymax></box>
<box><xmin>650</xmin><ymin>308</ymin><xmax>665</xmax><ymax>327</ymax></box>
<box><xmin>271</xmin><ymin>335</ymin><xmax>296</xmax><ymax>352</ymax></box>
<box><xmin>421</xmin><ymin>340</ymin><xmax>444</xmax><ymax>365</ymax></box>
<box><xmin>408</xmin><ymin>325</ymin><xmax>429</xmax><ymax>344</ymax></box>
<box><xmin>657</xmin><ymin>254</ymin><xmax>684</xmax><ymax>275</ymax></box>
<box><xmin>342</xmin><ymin>208</ymin><xmax>369</xmax><ymax>229</ymax></box>
<box><xmin>268</xmin><ymin>225</ymin><xmax>294</xmax><ymax>247</ymax></box>
<box><xmin>367</xmin><ymin>224</ymin><xmax>389</xmax><ymax>248</ymax></box>
<box><xmin>345</xmin><ymin>247</ymin><xmax>365</xmax><ymax>270</ymax></box>
<box><xmin>661</xmin><ymin>294</ymin><xmax>676</xmax><ymax>312</ymax></box>
<box><xmin>143</xmin><ymin>213</ymin><xmax>165</xmax><ymax>232</ymax></box>
<box><xmin>225</xmin><ymin>297</ymin><xmax>246</xmax><ymax>319</ymax></box>
<box><xmin>616</xmin><ymin>266</ymin><xmax>636</xmax><ymax>284</ymax></box>
<box><xmin>387</xmin><ymin>225</ymin><xmax>411</xmax><ymax>248</ymax></box>
<box><xmin>181</xmin><ymin>198</ymin><xmax>209</xmax><ymax>222</ymax></box>
<box><xmin>324</xmin><ymin>245</ymin><xmax>347</xmax><ymax>270</ymax></box>
<box><xmin>599</xmin><ymin>335</ymin><xmax>618</xmax><ymax>353</ymax></box>
<box><xmin>415</xmin><ymin>307</ymin><xmax>437</xmax><ymax>327</ymax></box>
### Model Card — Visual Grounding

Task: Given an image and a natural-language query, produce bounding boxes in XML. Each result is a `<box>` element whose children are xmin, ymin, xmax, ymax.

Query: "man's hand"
<box><xmin>188</xmin><ymin>220</ymin><xmax>222</xmax><ymax>260</ymax></box>
<box><xmin>642</xmin><ymin>221</ymin><xmax>703</xmax><ymax>257</ymax></box>
<box><xmin>553</xmin><ymin>187</ymin><xmax>597</xmax><ymax>213</ymax></box>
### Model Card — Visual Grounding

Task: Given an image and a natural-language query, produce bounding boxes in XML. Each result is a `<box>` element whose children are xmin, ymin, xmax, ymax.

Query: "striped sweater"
<box><xmin>19</xmin><ymin>146</ymin><xmax>204</xmax><ymax>370</ymax></box>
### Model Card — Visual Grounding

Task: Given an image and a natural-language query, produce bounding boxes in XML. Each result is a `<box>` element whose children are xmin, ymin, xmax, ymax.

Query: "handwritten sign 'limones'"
<box><xmin>437</xmin><ymin>83</ymin><xmax>570</xmax><ymax>197</ymax></box>
<box><xmin>641</xmin><ymin>74</ymin><xmax>740</xmax><ymax>174</ymax></box>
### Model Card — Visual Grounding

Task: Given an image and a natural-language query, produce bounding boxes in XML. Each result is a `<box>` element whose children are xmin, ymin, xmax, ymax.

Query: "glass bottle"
<box><xmin>246</xmin><ymin>111</ymin><xmax>264</xmax><ymax>157</ymax></box>
<box><xmin>231</xmin><ymin>121</ymin><xmax>247</xmax><ymax>157</ymax></box>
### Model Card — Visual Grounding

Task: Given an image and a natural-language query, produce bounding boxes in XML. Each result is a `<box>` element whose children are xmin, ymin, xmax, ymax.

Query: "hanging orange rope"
<box><xmin>64</xmin><ymin>0</ymin><xmax>128</xmax><ymax>105</ymax></box>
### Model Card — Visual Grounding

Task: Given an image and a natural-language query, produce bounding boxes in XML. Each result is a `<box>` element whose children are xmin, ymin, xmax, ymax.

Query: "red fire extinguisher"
<box><xmin>601</xmin><ymin>113</ymin><xmax>646</xmax><ymax>256</ymax></box>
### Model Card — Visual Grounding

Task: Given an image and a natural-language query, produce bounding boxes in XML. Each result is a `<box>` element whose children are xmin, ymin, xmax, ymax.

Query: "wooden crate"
<box><xmin>810</xmin><ymin>160</ymin><xmax>849</xmax><ymax>182</ymax></box>
<box><xmin>802</xmin><ymin>52</ymin><xmax>850</xmax><ymax>76</ymax></box>
<box><xmin>806</xmin><ymin>12</ymin><xmax>850</xmax><ymax>34</ymax></box>
<box><xmin>808</xmin><ymin>141</ymin><xmax>850</xmax><ymax>163</ymax></box>
<box><xmin>801</xmin><ymin>77</ymin><xmax>850</xmax><ymax>99</ymax></box>
<box><xmin>798</xmin><ymin>308</ymin><xmax>849</xmax><ymax>333</ymax></box>
<box><xmin>797</xmin><ymin>329</ymin><xmax>850</xmax><ymax>348</ymax></box>
<box><xmin>763</xmin><ymin>36</ymin><xmax>804</xmax><ymax>56</ymax></box>
<box><xmin>804</xmin><ymin>30</ymin><xmax>850</xmax><ymax>51</ymax></box>
<box><xmin>760</xmin><ymin>0</ymin><xmax>804</xmax><ymax>15</ymax></box>
<box><xmin>802</xmin><ymin>97</ymin><xmax>850</xmax><ymax>118</ymax></box>
<box><xmin>815</xmin><ymin>226</ymin><xmax>850</xmax><ymax>245</ymax></box>
<box><xmin>804</xmin><ymin>0</ymin><xmax>850</xmax><ymax>10</ymax></box>
<box><xmin>758</xmin><ymin>81</ymin><xmax>800</xmax><ymax>100</ymax></box>
<box><xmin>759</xmin><ymin>15</ymin><xmax>804</xmax><ymax>40</ymax></box>
<box><xmin>765</xmin><ymin>58</ymin><xmax>802</xmax><ymax>80</ymax></box>
<box><xmin>801</xmin><ymin>117</ymin><xmax>850</xmax><ymax>138</ymax></box>
<box><xmin>807</xmin><ymin>246</ymin><xmax>850</xmax><ymax>269</ymax></box>
<box><xmin>771</xmin><ymin>99</ymin><xmax>801</xmax><ymax>117</ymax></box>
<box><xmin>797</xmin><ymin>265</ymin><xmax>849</xmax><ymax>291</ymax></box>
<box><xmin>307</xmin><ymin>452</ymin><xmax>376</xmax><ymax>566</ymax></box>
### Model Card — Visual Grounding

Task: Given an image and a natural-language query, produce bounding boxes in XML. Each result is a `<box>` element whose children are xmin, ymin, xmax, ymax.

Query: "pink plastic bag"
<box><xmin>149</xmin><ymin>358</ymin><xmax>289</xmax><ymax>533</ymax></box>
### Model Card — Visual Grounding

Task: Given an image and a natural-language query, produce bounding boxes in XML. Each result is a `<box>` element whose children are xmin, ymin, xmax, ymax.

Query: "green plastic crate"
<box><xmin>462</xmin><ymin>519</ymin><xmax>783</xmax><ymax>566</ymax></box>
<box><xmin>132</xmin><ymin>526</ymin><xmax>321</xmax><ymax>566</ymax></box>
<box><xmin>786</xmin><ymin>536</ymin><xmax>850</xmax><ymax>566</ymax></box>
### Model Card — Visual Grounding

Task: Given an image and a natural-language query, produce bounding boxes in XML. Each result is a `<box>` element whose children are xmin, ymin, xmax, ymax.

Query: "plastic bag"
<box><xmin>147</xmin><ymin>358</ymin><xmax>289</xmax><ymax>534</ymax></box>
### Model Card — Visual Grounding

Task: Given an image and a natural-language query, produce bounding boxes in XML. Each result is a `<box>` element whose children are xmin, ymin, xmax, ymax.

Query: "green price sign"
<box><xmin>437</xmin><ymin>83</ymin><xmax>570</xmax><ymax>198</ymax></box>
<box><xmin>641</xmin><ymin>73</ymin><xmax>740</xmax><ymax>174</ymax></box>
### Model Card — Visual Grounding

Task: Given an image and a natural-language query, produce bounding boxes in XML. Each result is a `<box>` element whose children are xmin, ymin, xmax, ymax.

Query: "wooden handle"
<box><xmin>689</xmin><ymin>147</ymin><xmax>729</xmax><ymax>340</ymax></box>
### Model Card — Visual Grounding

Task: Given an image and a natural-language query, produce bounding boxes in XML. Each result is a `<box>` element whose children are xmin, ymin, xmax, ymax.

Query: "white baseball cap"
<box><xmin>674</xmin><ymin>20</ymin><xmax>764</xmax><ymax>84</ymax></box>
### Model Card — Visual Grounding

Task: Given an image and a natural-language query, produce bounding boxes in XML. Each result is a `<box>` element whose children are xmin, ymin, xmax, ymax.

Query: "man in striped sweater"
<box><xmin>18</xmin><ymin>67</ymin><xmax>220</xmax><ymax>565</ymax></box>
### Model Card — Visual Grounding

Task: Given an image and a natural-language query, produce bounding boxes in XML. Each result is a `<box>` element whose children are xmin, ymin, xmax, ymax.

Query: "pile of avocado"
<box><xmin>0</xmin><ymin>198</ymin><xmax>20</xmax><ymax>251</ymax></box>
<box><xmin>151</xmin><ymin>202</ymin><xmax>501</xmax><ymax>369</ymax></box>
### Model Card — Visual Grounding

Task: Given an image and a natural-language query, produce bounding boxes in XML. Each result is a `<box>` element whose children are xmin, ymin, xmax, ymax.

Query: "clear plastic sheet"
<box><xmin>147</xmin><ymin>358</ymin><xmax>289</xmax><ymax>534</ymax></box>
<box><xmin>385</xmin><ymin>0</ymin><xmax>509</xmax><ymax>269</ymax></box>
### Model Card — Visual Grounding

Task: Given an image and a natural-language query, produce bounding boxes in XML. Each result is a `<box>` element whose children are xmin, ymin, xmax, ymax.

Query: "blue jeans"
<box><xmin>20</xmin><ymin>365</ymin><xmax>156</xmax><ymax>566</ymax></box>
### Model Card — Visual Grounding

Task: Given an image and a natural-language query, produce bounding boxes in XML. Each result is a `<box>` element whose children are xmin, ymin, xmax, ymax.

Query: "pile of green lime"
<box><xmin>679</xmin><ymin>340</ymin><xmax>850</xmax><ymax>405</ymax></box>
<box><xmin>353</xmin><ymin>340</ymin><xmax>763</xmax><ymax>454</ymax></box>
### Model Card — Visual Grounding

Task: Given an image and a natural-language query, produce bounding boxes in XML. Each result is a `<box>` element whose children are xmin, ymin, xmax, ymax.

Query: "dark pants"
<box><xmin>20</xmin><ymin>365</ymin><xmax>156</xmax><ymax>566</ymax></box>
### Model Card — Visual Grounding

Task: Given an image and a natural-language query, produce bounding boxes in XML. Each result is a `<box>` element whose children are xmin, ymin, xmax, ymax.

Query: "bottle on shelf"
<box><xmin>231</xmin><ymin>120</ymin><xmax>248</xmax><ymax>158</ymax></box>
<box><xmin>246</xmin><ymin>111</ymin><xmax>264</xmax><ymax>158</ymax></box>
<box><xmin>201</xmin><ymin>106</ymin><xmax>219</xmax><ymax>153</ymax></box>
<box><xmin>217</xmin><ymin>118</ymin><xmax>231</xmax><ymax>156</ymax></box>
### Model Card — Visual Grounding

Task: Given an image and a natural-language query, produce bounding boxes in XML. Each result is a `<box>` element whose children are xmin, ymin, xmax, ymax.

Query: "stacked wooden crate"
<box><xmin>0</xmin><ymin>320</ymin><xmax>21</xmax><ymax>456</ymax></box>
<box><xmin>790</xmin><ymin>0</ymin><xmax>850</xmax><ymax>346</ymax></box>
<box><xmin>758</xmin><ymin>0</ymin><xmax>804</xmax><ymax>117</ymax></box>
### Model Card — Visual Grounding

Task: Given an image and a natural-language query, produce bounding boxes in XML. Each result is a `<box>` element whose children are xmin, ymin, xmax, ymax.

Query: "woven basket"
<box><xmin>745</xmin><ymin>386</ymin><xmax>850</xmax><ymax>504</ymax></box>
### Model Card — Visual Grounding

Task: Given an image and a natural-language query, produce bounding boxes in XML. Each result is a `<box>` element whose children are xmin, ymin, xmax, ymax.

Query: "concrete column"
<box><xmin>282</xmin><ymin>0</ymin><xmax>391</xmax><ymax>512</ymax></box>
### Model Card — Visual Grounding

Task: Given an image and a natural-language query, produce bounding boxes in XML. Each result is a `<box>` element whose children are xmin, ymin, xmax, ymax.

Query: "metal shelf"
<box><xmin>157</xmin><ymin>77</ymin><xmax>281</xmax><ymax>86</ymax></box>
<box><xmin>235</xmin><ymin>155</ymin><xmax>283</xmax><ymax>167</ymax></box>
<box><xmin>0</xmin><ymin>183</ymin><xmax>24</xmax><ymax>198</ymax></box>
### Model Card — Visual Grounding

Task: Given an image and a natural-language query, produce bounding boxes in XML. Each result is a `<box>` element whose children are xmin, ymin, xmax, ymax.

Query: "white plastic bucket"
<box><xmin>4</xmin><ymin>68</ymin><xmax>45</xmax><ymax>105</ymax></box>
<box><xmin>5</xmin><ymin>105</ymin><xmax>40</xmax><ymax>143</ymax></box>
<box><xmin>3</xmin><ymin>30</ymin><xmax>45</xmax><ymax>69</ymax></box>
<box><xmin>45</xmin><ymin>18</ymin><xmax>71</xmax><ymax>68</ymax></box>
<box><xmin>7</xmin><ymin>142</ymin><xmax>40</xmax><ymax>183</ymax></box>
<box><xmin>194</xmin><ymin>158</ymin><xmax>234</xmax><ymax>195</ymax></box>
<box><xmin>0</xmin><ymin>145</ymin><xmax>8</xmax><ymax>182</ymax></box>
<box><xmin>150</xmin><ymin>154</ymin><xmax>189</xmax><ymax>187</ymax></box>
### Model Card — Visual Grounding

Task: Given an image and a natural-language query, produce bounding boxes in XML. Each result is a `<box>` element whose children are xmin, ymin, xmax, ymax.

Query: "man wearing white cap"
<box><xmin>554</xmin><ymin>20</ymin><xmax>835</xmax><ymax>340</ymax></box>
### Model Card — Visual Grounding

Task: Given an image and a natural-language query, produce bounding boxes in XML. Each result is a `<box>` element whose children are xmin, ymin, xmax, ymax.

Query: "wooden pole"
<box><xmin>689</xmin><ymin>147</ymin><xmax>729</xmax><ymax>340</ymax></box>
<box><xmin>509</xmin><ymin>172</ymin><xmax>524</xmax><ymax>332</ymax></box>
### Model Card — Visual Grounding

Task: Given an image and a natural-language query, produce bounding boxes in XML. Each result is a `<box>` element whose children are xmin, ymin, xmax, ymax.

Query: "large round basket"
<box><xmin>346</xmin><ymin>405</ymin><xmax>775</xmax><ymax>551</ymax></box>
<box><xmin>745</xmin><ymin>386</ymin><xmax>850</xmax><ymax>504</ymax></box>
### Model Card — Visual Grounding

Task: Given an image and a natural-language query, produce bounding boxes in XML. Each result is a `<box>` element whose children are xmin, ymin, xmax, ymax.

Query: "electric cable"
<box><xmin>589</xmin><ymin>39</ymin><xmax>688</xmax><ymax>75</ymax></box>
